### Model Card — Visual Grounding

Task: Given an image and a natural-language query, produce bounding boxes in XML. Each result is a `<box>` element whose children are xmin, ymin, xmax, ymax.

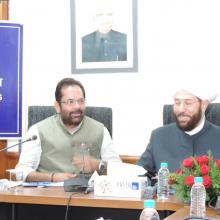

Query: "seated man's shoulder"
<box><xmin>84</xmin><ymin>116</ymin><xmax>104</xmax><ymax>127</ymax></box>
<box><xmin>111</xmin><ymin>30</ymin><xmax>126</xmax><ymax>38</ymax></box>
<box><xmin>82</xmin><ymin>31</ymin><xmax>96</xmax><ymax>42</ymax></box>
<box><xmin>153</xmin><ymin>123</ymin><xmax>177</xmax><ymax>135</ymax></box>
<box><xmin>36</xmin><ymin>115</ymin><xmax>57</xmax><ymax>127</ymax></box>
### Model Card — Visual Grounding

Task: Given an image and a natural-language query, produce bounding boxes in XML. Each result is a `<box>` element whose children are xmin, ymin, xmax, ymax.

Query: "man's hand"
<box><xmin>72</xmin><ymin>155</ymin><xmax>99</xmax><ymax>174</ymax></box>
<box><xmin>26</xmin><ymin>171</ymin><xmax>76</xmax><ymax>182</ymax></box>
<box><xmin>52</xmin><ymin>173</ymin><xmax>77</xmax><ymax>182</ymax></box>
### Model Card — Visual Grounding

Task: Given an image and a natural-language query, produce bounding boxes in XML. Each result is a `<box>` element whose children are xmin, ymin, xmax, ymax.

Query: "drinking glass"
<box><xmin>0</xmin><ymin>179</ymin><xmax>9</xmax><ymax>191</ymax></box>
<box><xmin>6</xmin><ymin>169</ymin><xmax>23</xmax><ymax>193</ymax></box>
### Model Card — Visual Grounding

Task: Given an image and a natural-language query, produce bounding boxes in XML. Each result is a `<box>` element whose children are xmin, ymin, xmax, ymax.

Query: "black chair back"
<box><xmin>163</xmin><ymin>103</ymin><xmax>220</xmax><ymax>126</ymax></box>
<box><xmin>28</xmin><ymin>106</ymin><xmax>113</xmax><ymax>136</ymax></box>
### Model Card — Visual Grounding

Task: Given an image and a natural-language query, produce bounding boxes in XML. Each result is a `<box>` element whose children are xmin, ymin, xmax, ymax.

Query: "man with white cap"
<box><xmin>137</xmin><ymin>89</ymin><xmax>220</xmax><ymax>173</ymax></box>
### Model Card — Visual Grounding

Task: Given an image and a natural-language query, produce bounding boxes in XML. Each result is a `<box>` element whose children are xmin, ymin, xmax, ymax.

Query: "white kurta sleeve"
<box><xmin>15</xmin><ymin>125</ymin><xmax>42</xmax><ymax>181</ymax></box>
<box><xmin>101</xmin><ymin>127</ymin><xmax>122</xmax><ymax>162</ymax></box>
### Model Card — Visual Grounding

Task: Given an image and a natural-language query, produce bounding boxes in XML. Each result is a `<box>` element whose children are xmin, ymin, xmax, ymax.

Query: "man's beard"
<box><xmin>61</xmin><ymin>111</ymin><xmax>84</xmax><ymax>127</ymax></box>
<box><xmin>174</xmin><ymin>109</ymin><xmax>202</xmax><ymax>131</ymax></box>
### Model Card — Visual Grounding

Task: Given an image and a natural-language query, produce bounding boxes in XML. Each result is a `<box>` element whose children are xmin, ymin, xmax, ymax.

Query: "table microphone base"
<box><xmin>64</xmin><ymin>176</ymin><xmax>88</xmax><ymax>192</ymax></box>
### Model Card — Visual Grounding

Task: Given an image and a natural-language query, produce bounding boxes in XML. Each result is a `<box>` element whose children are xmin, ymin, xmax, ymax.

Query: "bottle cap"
<box><xmin>143</xmin><ymin>199</ymin><xmax>156</xmax><ymax>208</ymax></box>
<box><xmin>194</xmin><ymin>176</ymin><xmax>203</xmax><ymax>183</ymax></box>
<box><xmin>160</xmin><ymin>162</ymin><xmax>168</xmax><ymax>168</ymax></box>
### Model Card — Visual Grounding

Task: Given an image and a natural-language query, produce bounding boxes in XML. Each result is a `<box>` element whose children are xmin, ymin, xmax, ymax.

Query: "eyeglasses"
<box><xmin>60</xmin><ymin>98</ymin><xmax>85</xmax><ymax>106</ymax></box>
<box><xmin>174</xmin><ymin>99</ymin><xmax>200</xmax><ymax>108</ymax></box>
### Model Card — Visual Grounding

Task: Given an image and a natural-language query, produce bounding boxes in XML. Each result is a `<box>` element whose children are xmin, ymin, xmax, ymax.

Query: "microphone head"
<box><xmin>31</xmin><ymin>135</ymin><xmax>37</xmax><ymax>141</ymax></box>
<box><xmin>26</xmin><ymin>135</ymin><xmax>37</xmax><ymax>142</ymax></box>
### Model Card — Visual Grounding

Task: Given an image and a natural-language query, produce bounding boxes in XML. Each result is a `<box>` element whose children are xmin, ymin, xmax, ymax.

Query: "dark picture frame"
<box><xmin>70</xmin><ymin>0</ymin><xmax>138</xmax><ymax>74</ymax></box>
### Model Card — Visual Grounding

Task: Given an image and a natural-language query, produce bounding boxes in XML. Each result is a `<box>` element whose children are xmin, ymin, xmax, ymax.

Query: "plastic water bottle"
<box><xmin>190</xmin><ymin>176</ymin><xmax>206</xmax><ymax>218</ymax></box>
<box><xmin>139</xmin><ymin>200</ymin><xmax>160</xmax><ymax>220</ymax></box>
<box><xmin>157</xmin><ymin>162</ymin><xmax>169</xmax><ymax>200</ymax></box>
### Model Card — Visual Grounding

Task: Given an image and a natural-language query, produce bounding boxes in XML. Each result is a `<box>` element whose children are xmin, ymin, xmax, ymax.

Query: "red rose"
<box><xmin>196</xmin><ymin>155</ymin><xmax>209</xmax><ymax>165</ymax></box>
<box><xmin>182</xmin><ymin>157</ymin><xmax>194</xmax><ymax>168</ymax></box>
<box><xmin>203</xmin><ymin>175</ymin><xmax>212</xmax><ymax>189</ymax></box>
<box><xmin>215</xmin><ymin>159</ymin><xmax>220</xmax><ymax>169</ymax></box>
<box><xmin>185</xmin><ymin>175</ymin><xmax>194</xmax><ymax>187</ymax></box>
<box><xmin>200</xmin><ymin>165</ymin><xmax>209</xmax><ymax>175</ymax></box>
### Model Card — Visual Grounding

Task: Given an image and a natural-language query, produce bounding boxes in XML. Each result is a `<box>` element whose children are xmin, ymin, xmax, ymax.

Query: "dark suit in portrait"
<box><xmin>82</xmin><ymin>30</ymin><xmax>127</xmax><ymax>62</ymax></box>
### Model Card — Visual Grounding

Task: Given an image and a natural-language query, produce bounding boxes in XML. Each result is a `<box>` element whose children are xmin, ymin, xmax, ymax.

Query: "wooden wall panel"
<box><xmin>5</xmin><ymin>152</ymin><xmax>19</xmax><ymax>178</ymax></box>
<box><xmin>0</xmin><ymin>1</ymin><xmax>9</xmax><ymax>20</ymax></box>
<box><xmin>120</xmin><ymin>155</ymin><xmax>138</xmax><ymax>164</ymax></box>
<box><xmin>6</xmin><ymin>152</ymin><xmax>19</xmax><ymax>168</ymax></box>
<box><xmin>0</xmin><ymin>141</ymin><xmax>7</xmax><ymax>178</ymax></box>
<box><xmin>0</xmin><ymin>149</ymin><xmax>18</xmax><ymax>179</ymax></box>
<box><xmin>0</xmin><ymin>2</ymin><xmax>2</xmax><ymax>18</ymax></box>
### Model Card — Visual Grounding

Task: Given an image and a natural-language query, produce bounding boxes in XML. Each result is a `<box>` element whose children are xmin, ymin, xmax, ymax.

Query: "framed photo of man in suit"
<box><xmin>70</xmin><ymin>0</ymin><xmax>138</xmax><ymax>73</ymax></box>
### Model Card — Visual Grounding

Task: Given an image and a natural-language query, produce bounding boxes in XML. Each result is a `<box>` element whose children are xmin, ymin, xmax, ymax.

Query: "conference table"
<box><xmin>163</xmin><ymin>206</ymin><xmax>220</xmax><ymax>220</ymax></box>
<box><xmin>0</xmin><ymin>186</ymin><xmax>219</xmax><ymax>220</ymax></box>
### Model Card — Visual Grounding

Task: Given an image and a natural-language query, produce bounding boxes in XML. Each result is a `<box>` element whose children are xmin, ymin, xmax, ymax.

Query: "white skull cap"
<box><xmin>175</xmin><ymin>88</ymin><xmax>218</xmax><ymax>102</ymax></box>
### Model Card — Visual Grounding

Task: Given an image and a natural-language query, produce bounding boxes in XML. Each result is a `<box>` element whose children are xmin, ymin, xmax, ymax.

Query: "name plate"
<box><xmin>94</xmin><ymin>175</ymin><xmax>147</xmax><ymax>198</ymax></box>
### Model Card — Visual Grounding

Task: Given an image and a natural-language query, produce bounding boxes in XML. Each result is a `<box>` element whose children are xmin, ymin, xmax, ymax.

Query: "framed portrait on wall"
<box><xmin>70</xmin><ymin>0</ymin><xmax>138</xmax><ymax>74</ymax></box>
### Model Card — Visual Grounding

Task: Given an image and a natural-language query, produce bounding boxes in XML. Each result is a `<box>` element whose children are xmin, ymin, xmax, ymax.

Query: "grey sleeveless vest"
<box><xmin>36</xmin><ymin>114</ymin><xmax>104</xmax><ymax>174</ymax></box>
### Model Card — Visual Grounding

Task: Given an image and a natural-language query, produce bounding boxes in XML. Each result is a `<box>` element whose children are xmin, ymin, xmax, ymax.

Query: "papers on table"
<box><xmin>0</xmin><ymin>179</ymin><xmax>23</xmax><ymax>191</ymax></box>
<box><xmin>22</xmin><ymin>182</ymin><xmax>64</xmax><ymax>187</ymax></box>
<box><xmin>8</xmin><ymin>181</ymin><xmax>23</xmax><ymax>188</ymax></box>
<box><xmin>1</xmin><ymin>179</ymin><xmax>64</xmax><ymax>189</ymax></box>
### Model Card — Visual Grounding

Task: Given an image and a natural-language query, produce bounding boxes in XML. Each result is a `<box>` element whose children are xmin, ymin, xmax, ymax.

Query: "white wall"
<box><xmin>8</xmin><ymin>0</ymin><xmax>220</xmax><ymax>156</ymax></box>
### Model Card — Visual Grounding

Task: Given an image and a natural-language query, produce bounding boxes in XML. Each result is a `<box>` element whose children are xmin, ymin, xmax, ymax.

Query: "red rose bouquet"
<box><xmin>169</xmin><ymin>151</ymin><xmax>220</xmax><ymax>203</ymax></box>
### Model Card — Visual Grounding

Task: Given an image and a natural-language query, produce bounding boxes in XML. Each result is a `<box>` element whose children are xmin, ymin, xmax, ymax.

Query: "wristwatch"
<box><xmin>98</xmin><ymin>160</ymin><xmax>105</xmax><ymax>175</ymax></box>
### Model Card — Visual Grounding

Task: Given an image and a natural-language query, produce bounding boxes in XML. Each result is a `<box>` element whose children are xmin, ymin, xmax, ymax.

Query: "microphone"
<box><xmin>139</xmin><ymin>169</ymin><xmax>157</xmax><ymax>179</ymax></box>
<box><xmin>25</xmin><ymin>135</ymin><xmax>37</xmax><ymax>142</ymax></box>
<box><xmin>138</xmin><ymin>167</ymin><xmax>158</xmax><ymax>187</ymax></box>
<box><xmin>0</xmin><ymin>135</ymin><xmax>37</xmax><ymax>152</ymax></box>
<box><xmin>64</xmin><ymin>142</ymin><xmax>89</xmax><ymax>192</ymax></box>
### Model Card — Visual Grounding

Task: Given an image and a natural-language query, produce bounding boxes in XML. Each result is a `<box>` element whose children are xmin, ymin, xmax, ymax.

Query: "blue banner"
<box><xmin>0</xmin><ymin>22</ymin><xmax>23</xmax><ymax>138</ymax></box>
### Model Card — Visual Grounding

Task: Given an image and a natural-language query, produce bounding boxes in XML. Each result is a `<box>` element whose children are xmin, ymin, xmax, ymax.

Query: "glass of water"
<box><xmin>0</xmin><ymin>179</ymin><xmax>9</xmax><ymax>191</ymax></box>
<box><xmin>6</xmin><ymin>169</ymin><xmax>23</xmax><ymax>193</ymax></box>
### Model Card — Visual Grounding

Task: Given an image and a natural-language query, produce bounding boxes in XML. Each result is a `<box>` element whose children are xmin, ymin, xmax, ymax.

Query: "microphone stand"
<box><xmin>0</xmin><ymin>136</ymin><xmax>37</xmax><ymax>152</ymax></box>
<box><xmin>18</xmin><ymin>140</ymin><xmax>22</xmax><ymax>154</ymax></box>
<box><xmin>0</xmin><ymin>140</ymin><xmax>22</xmax><ymax>152</ymax></box>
